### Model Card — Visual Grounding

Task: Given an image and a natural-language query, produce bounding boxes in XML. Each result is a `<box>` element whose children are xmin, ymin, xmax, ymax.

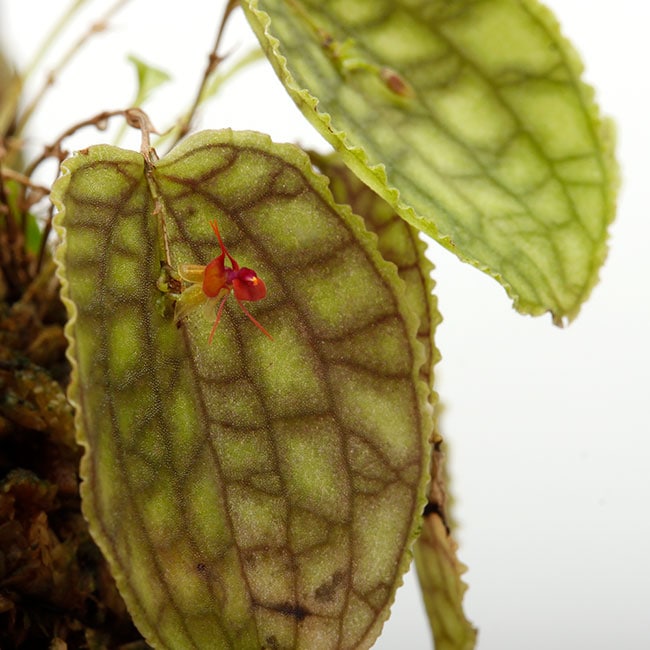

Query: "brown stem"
<box><xmin>0</xmin><ymin>145</ymin><xmax>20</xmax><ymax>241</ymax></box>
<box><xmin>26</xmin><ymin>108</ymin><xmax>157</xmax><ymax>274</ymax></box>
<box><xmin>0</xmin><ymin>168</ymin><xmax>50</xmax><ymax>202</ymax></box>
<box><xmin>172</xmin><ymin>0</ymin><xmax>240</xmax><ymax>146</ymax></box>
<box><xmin>14</xmin><ymin>0</ymin><xmax>133</xmax><ymax>138</ymax></box>
<box><xmin>23</xmin><ymin>109</ymin><xmax>125</xmax><ymax>186</ymax></box>
<box><xmin>0</xmin><ymin>152</ymin><xmax>30</xmax><ymax>299</ymax></box>
<box><xmin>35</xmin><ymin>204</ymin><xmax>55</xmax><ymax>275</ymax></box>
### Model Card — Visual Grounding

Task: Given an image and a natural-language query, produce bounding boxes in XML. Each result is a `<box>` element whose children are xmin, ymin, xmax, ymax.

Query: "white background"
<box><xmin>2</xmin><ymin>2</ymin><xmax>648</xmax><ymax>649</ymax></box>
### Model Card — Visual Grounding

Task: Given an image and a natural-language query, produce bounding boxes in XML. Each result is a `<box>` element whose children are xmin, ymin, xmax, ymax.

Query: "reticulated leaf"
<box><xmin>313</xmin><ymin>153</ymin><xmax>475</xmax><ymax>650</ymax></box>
<box><xmin>241</xmin><ymin>0</ymin><xmax>618</xmax><ymax>322</ymax></box>
<box><xmin>52</xmin><ymin>130</ymin><xmax>432</xmax><ymax>649</ymax></box>
<box><xmin>310</xmin><ymin>151</ymin><xmax>439</xmax><ymax>389</ymax></box>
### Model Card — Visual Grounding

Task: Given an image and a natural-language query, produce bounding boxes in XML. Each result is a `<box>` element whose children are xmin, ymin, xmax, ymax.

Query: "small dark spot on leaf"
<box><xmin>320</xmin><ymin>30</ymin><xmax>334</xmax><ymax>49</ymax></box>
<box><xmin>315</xmin><ymin>570</ymin><xmax>345</xmax><ymax>602</ymax></box>
<box><xmin>263</xmin><ymin>636</ymin><xmax>279</xmax><ymax>649</ymax></box>
<box><xmin>270</xmin><ymin>601</ymin><xmax>309</xmax><ymax>622</ymax></box>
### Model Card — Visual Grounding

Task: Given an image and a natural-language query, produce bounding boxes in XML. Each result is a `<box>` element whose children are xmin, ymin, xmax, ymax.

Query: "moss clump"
<box><xmin>0</xmin><ymin>264</ymin><xmax>146</xmax><ymax>649</ymax></box>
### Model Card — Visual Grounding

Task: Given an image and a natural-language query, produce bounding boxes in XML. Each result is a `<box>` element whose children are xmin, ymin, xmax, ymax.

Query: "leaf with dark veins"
<box><xmin>52</xmin><ymin>130</ymin><xmax>432</xmax><ymax>649</ymax></box>
<box><xmin>241</xmin><ymin>0</ymin><xmax>618</xmax><ymax>323</ymax></box>
<box><xmin>312</xmin><ymin>152</ymin><xmax>475</xmax><ymax>650</ymax></box>
<box><xmin>310</xmin><ymin>151</ymin><xmax>439</xmax><ymax>390</ymax></box>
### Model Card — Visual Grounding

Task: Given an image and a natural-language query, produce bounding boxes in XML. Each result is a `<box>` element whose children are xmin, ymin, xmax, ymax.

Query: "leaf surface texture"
<box><xmin>53</xmin><ymin>130</ymin><xmax>432</xmax><ymax>649</ymax></box>
<box><xmin>242</xmin><ymin>0</ymin><xmax>618</xmax><ymax>321</ymax></box>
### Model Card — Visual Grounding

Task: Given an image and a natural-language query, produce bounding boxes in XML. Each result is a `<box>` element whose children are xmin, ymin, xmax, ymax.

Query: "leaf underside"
<box><xmin>53</xmin><ymin>130</ymin><xmax>432</xmax><ymax>650</ymax></box>
<box><xmin>241</xmin><ymin>0</ymin><xmax>618</xmax><ymax>323</ymax></box>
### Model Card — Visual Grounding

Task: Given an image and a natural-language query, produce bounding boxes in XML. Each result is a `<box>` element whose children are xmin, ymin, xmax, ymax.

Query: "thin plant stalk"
<box><xmin>14</xmin><ymin>0</ymin><xmax>133</xmax><ymax>138</ymax></box>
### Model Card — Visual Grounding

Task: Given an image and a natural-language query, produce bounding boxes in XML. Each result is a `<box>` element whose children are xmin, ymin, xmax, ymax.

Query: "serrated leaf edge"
<box><xmin>242</xmin><ymin>0</ymin><xmax>619</xmax><ymax>323</ymax></box>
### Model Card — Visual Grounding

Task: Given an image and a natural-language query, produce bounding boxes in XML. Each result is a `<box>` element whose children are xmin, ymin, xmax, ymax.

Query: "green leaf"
<box><xmin>313</xmin><ymin>153</ymin><xmax>475</xmax><ymax>650</ymax></box>
<box><xmin>127</xmin><ymin>54</ymin><xmax>171</xmax><ymax>106</ymax></box>
<box><xmin>310</xmin><ymin>151</ymin><xmax>439</xmax><ymax>389</ymax></box>
<box><xmin>52</xmin><ymin>130</ymin><xmax>432</xmax><ymax>649</ymax></box>
<box><xmin>241</xmin><ymin>0</ymin><xmax>618</xmax><ymax>323</ymax></box>
<box><xmin>202</xmin><ymin>48</ymin><xmax>267</xmax><ymax>103</ymax></box>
